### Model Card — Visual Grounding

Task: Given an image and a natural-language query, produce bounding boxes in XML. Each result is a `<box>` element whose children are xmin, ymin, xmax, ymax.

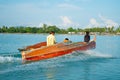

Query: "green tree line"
<box><xmin>0</xmin><ymin>24</ymin><xmax>120</xmax><ymax>34</ymax></box>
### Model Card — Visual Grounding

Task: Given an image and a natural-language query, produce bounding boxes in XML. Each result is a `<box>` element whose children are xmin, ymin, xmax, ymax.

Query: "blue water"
<box><xmin>0</xmin><ymin>33</ymin><xmax>120</xmax><ymax>80</ymax></box>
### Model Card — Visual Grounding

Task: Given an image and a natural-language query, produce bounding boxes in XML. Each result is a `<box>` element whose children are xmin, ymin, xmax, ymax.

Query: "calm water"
<box><xmin>0</xmin><ymin>33</ymin><xmax>120</xmax><ymax>80</ymax></box>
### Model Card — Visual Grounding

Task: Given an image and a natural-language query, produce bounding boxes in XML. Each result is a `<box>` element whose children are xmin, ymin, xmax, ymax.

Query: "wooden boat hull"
<box><xmin>21</xmin><ymin>41</ymin><xmax>96</xmax><ymax>62</ymax></box>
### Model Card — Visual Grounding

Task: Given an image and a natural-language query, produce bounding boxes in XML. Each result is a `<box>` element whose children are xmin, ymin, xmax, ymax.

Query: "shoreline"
<box><xmin>0</xmin><ymin>32</ymin><xmax>120</xmax><ymax>36</ymax></box>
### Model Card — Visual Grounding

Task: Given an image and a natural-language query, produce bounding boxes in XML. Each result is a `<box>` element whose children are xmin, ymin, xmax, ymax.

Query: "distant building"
<box><xmin>77</xmin><ymin>32</ymin><xmax>84</xmax><ymax>35</ymax></box>
<box><xmin>116</xmin><ymin>32</ymin><xmax>120</xmax><ymax>35</ymax></box>
<box><xmin>68</xmin><ymin>32</ymin><xmax>75</xmax><ymax>34</ymax></box>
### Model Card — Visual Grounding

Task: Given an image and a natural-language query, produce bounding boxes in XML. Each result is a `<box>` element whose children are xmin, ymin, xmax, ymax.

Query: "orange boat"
<box><xmin>20</xmin><ymin>40</ymin><xmax>96</xmax><ymax>62</ymax></box>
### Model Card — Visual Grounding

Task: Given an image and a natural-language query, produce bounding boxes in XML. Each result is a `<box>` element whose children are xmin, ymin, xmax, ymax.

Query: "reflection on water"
<box><xmin>45</xmin><ymin>68</ymin><xmax>56</xmax><ymax>80</ymax></box>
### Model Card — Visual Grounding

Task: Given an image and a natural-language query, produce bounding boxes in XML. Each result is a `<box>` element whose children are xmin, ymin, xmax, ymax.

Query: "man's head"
<box><xmin>50</xmin><ymin>31</ymin><xmax>55</xmax><ymax>35</ymax></box>
<box><xmin>65</xmin><ymin>38</ymin><xmax>69</xmax><ymax>40</ymax></box>
<box><xmin>86</xmin><ymin>31</ymin><xmax>89</xmax><ymax>35</ymax></box>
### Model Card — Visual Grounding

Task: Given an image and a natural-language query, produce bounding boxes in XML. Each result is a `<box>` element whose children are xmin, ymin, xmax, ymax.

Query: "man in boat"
<box><xmin>84</xmin><ymin>31</ymin><xmax>96</xmax><ymax>44</ymax></box>
<box><xmin>63</xmin><ymin>38</ymin><xmax>72</xmax><ymax>43</ymax></box>
<box><xmin>47</xmin><ymin>31</ymin><xmax>56</xmax><ymax>46</ymax></box>
<box><xmin>84</xmin><ymin>31</ymin><xmax>90</xmax><ymax>43</ymax></box>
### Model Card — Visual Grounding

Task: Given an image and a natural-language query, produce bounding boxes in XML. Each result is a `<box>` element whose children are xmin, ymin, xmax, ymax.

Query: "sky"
<box><xmin>0</xmin><ymin>0</ymin><xmax>120</xmax><ymax>28</ymax></box>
